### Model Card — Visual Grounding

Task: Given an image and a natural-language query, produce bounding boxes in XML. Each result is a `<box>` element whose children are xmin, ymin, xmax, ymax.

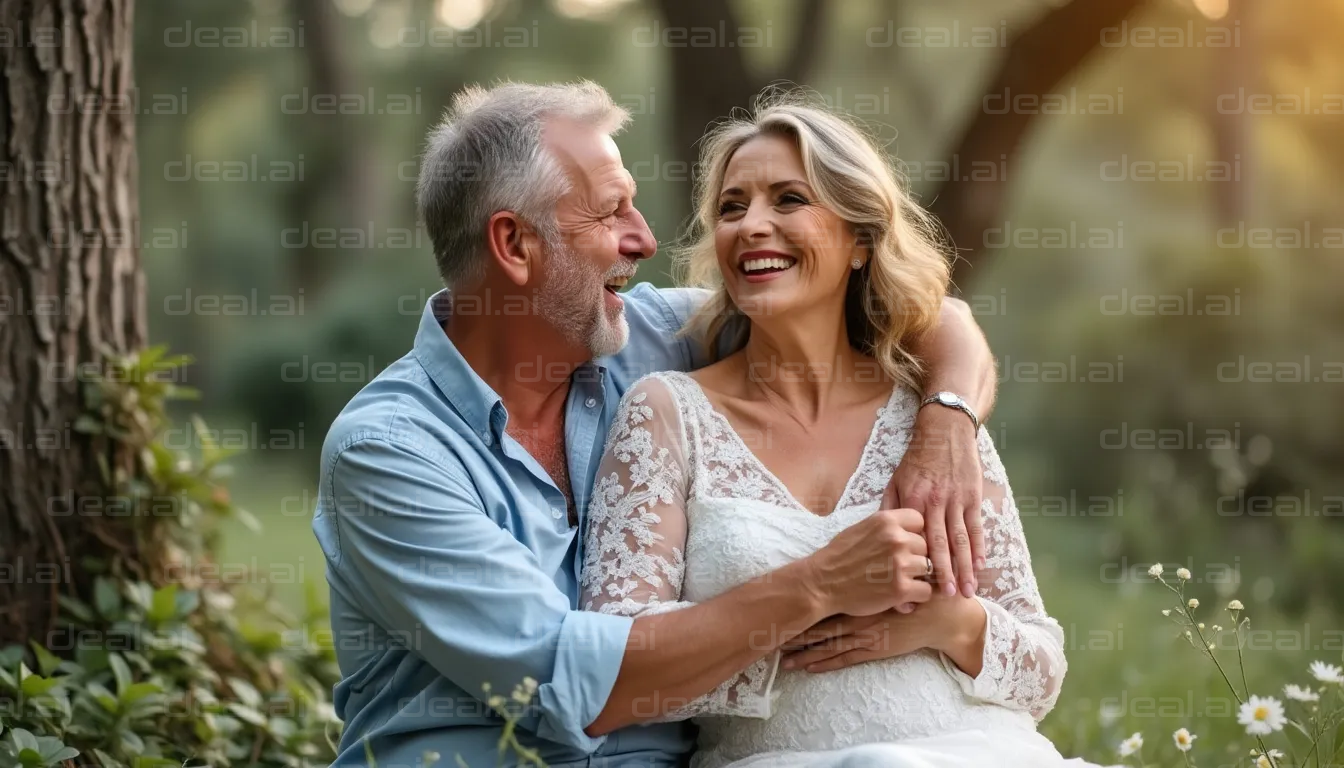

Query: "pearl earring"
<box><xmin>851</xmin><ymin>258</ymin><xmax>863</xmax><ymax>269</ymax></box>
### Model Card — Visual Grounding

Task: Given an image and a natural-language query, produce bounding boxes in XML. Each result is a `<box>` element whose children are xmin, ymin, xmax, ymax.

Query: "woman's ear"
<box><xmin>484</xmin><ymin>210</ymin><xmax>539</xmax><ymax>286</ymax></box>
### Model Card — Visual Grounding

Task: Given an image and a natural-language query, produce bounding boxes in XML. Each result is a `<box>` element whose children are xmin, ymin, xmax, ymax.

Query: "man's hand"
<box><xmin>883</xmin><ymin>404</ymin><xmax>984</xmax><ymax>599</ymax></box>
<box><xmin>778</xmin><ymin>591</ymin><xmax>987</xmax><ymax>675</ymax></box>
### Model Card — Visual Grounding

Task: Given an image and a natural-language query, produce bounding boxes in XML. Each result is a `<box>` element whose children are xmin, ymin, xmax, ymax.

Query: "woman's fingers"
<box><xmin>804</xmin><ymin>646</ymin><xmax>886</xmax><ymax>674</ymax></box>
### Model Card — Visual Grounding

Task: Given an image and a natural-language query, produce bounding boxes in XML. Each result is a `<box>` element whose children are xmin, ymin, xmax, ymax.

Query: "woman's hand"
<box><xmin>883</xmin><ymin>404</ymin><xmax>984</xmax><ymax>599</ymax></box>
<box><xmin>778</xmin><ymin>592</ymin><xmax>988</xmax><ymax>676</ymax></box>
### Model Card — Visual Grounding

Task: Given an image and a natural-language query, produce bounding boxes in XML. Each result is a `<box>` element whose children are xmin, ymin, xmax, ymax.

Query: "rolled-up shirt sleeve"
<box><xmin>327</xmin><ymin>435</ymin><xmax>633</xmax><ymax>752</ymax></box>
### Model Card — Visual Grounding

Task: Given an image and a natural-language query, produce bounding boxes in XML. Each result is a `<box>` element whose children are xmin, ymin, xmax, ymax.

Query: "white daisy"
<box><xmin>1284</xmin><ymin>683</ymin><xmax>1319</xmax><ymax>702</ymax></box>
<box><xmin>1172</xmin><ymin>727</ymin><xmax>1196</xmax><ymax>752</ymax></box>
<box><xmin>1238</xmin><ymin>695</ymin><xmax>1286</xmax><ymax>735</ymax></box>
<box><xmin>1118</xmin><ymin>732</ymin><xmax>1143</xmax><ymax>757</ymax></box>
<box><xmin>1310</xmin><ymin>660</ymin><xmax>1344</xmax><ymax>684</ymax></box>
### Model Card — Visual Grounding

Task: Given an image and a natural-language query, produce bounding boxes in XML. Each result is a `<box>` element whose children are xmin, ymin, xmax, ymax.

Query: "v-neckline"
<box><xmin>672</xmin><ymin>372</ymin><xmax>897</xmax><ymax>519</ymax></box>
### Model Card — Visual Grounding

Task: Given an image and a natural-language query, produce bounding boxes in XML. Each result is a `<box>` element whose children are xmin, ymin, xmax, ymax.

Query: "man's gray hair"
<box><xmin>417</xmin><ymin>80</ymin><xmax>630</xmax><ymax>287</ymax></box>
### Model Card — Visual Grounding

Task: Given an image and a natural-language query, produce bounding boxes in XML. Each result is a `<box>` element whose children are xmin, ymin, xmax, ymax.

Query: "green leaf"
<box><xmin>107</xmin><ymin>653</ymin><xmax>131</xmax><ymax>697</ymax></box>
<box><xmin>225</xmin><ymin>702</ymin><xmax>267</xmax><ymax>727</ymax></box>
<box><xmin>131</xmin><ymin>757</ymin><xmax>182</xmax><ymax>768</ymax></box>
<box><xmin>28</xmin><ymin>642</ymin><xmax>61</xmax><ymax>677</ymax></box>
<box><xmin>46</xmin><ymin>746</ymin><xmax>79</xmax><ymax>763</ymax></box>
<box><xmin>148</xmin><ymin>584</ymin><xmax>178</xmax><ymax>625</ymax></box>
<box><xmin>16</xmin><ymin>747</ymin><xmax>43</xmax><ymax>768</ymax></box>
<box><xmin>11</xmin><ymin>728</ymin><xmax>39</xmax><ymax>754</ymax></box>
<box><xmin>94</xmin><ymin>578</ymin><xmax>121</xmax><ymax>619</ymax></box>
<box><xmin>19</xmin><ymin>673</ymin><xmax>60</xmax><ymax>699</ymax></box>
<box><xmin>227</xmin><ymin>677</ymin><xmax>262</xmax><ymax>708</ymax></box>
<box><xmin>57</xmin><ymin>595</ymin><xmax>95</xmax><ymax>624</ymax></box>
<box><xmin>120</xmin><ymin>681</ymin><xmax>162</xmax><ymax>707</ymax></box>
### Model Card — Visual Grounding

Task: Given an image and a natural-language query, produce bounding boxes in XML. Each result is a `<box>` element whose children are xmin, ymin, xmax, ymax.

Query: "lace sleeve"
<box><xmin>940</xmin><ymin>428</ymin><xmax>1067</xmax><ymax>721</ymax></box>
<box><xmin>580</xmin><ymin>375</ymin><xmax>779</xmax><ymax>720</ymax></box>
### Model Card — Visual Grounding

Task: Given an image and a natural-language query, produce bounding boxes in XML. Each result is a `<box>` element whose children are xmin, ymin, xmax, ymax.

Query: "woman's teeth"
<box><xmin>741</xmin><ymin>257</ymin><xmax>796</xmax><ymax>274</ymax></box>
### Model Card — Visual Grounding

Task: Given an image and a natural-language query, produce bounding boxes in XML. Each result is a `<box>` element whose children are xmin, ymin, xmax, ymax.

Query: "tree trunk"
<box><xmin>0</xmin><ymin>0</ymin><xmax>145</xmax><ymax>646</ymax></box>
<box><xmin>930</xmin><ymin>0</ymin><xmax>1146</xmax><ymax>290</ymax></box>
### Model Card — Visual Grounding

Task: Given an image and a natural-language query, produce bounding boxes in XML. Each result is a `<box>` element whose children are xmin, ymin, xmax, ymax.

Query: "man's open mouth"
<box><xmin>603</xmin><ymin>275</ymin><xmax>630</xmax><ymax>294</ymax></box>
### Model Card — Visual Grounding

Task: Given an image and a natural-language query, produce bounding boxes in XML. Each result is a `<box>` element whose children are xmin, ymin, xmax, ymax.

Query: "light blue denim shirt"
<box><xmin>314</xmin><ymin>283</ymin><xmax>711</xmax><ymax>768</ymax></box>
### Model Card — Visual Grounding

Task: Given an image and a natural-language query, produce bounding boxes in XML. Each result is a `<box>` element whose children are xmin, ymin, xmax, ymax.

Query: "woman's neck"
<box><xmin>739</xmin><ymin>317</ymin><xmax>874</xmax><ymax>424</ymax></box>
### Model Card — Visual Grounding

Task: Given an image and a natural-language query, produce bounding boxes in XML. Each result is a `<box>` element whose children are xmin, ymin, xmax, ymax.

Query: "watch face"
<box><xmin>938</xmin><ymin>392</ymin><xmax>959</xmax><ymax>406</ymax></box>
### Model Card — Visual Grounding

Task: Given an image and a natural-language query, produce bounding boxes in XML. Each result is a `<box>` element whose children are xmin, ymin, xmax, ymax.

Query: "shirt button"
<box><xmin>482</xmin><ymin>432</ymin><xmax>493</xmax><ymax>446</ymax></box>
<box><xmin>551</xmin><ymin>507</ymin><xmax>564</xmax><ymax>519</ymax></box>
<box><xmin>585</xmin><ymin>397</ymin><xmax>597</xmax><ymax>408</ymax></box>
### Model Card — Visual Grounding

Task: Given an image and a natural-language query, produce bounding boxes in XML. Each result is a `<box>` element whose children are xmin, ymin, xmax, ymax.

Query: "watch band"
<box><xmin>920</xmin><ymin>391</ymin><xmax>980</xmax><ymax>431</ymax></box>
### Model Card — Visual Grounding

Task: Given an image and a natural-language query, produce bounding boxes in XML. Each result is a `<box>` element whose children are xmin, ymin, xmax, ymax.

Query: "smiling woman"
<box><xmin>677</xmin><ymin>89</ymin><xmax>952</xmax><ymax>396</ymax></box>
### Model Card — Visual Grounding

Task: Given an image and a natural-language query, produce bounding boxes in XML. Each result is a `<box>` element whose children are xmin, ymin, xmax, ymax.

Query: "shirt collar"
<box><xmin>412</xmin><ymin>289</ymin><xmax>610</xmax><ymax>440</ymax></box>
<box><xmin>413</xmin><ymin>289</ymin><xmax>506</xmax><ymax>439</ymax></box>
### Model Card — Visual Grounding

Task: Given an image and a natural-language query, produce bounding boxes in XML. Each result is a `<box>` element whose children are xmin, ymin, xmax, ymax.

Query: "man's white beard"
<box><xmin>537</xmin><ymin>239</ymin><xmax>629</xmax><ymax>359</ymax></box>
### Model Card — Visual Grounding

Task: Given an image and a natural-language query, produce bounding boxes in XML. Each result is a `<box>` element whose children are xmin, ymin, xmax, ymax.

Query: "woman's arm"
<box><xmin>580</xmin><ymin>375</ymin><xmax>781</xmax><ymax>722</ymax></box>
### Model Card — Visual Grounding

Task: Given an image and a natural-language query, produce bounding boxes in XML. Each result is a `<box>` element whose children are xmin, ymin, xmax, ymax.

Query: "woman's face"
<box><xmin>714</xmin><ymin>134</ymin><xmax>858</xmax><ymax>322</ymax></box>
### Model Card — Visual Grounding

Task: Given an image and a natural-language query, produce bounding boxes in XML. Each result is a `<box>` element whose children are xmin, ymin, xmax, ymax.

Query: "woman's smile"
<box><xmin>738</xmin><ymin>249</ymin><xmax>798</xmax><ymax>283</ymax></box>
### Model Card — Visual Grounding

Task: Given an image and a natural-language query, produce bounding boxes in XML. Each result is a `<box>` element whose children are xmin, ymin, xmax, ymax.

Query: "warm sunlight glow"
<box><xmin>1193</xmin><ymin>0</ymin><xmax>1229</xmax><ymax>20</ymax></box>
<box><xmin>333</xmin><ymin>0</ymin><xmax>375</xmax><ymax>17</ymax></box>
<box><xmin>551</xmin><ymin>0</ymin><xmax>634</xmax><ymax>22</ymax></box>
<box><xmin>438</xmin><ymin>0</ymin><xmax>491</xmax><ymax>30</ymax></box>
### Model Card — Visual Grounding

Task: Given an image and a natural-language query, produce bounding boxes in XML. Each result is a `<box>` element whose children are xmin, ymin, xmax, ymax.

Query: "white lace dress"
<box><xmin>580</xmin><ymin>372</ymin><xmax>1105</xmax><ymax>768</ymax></box>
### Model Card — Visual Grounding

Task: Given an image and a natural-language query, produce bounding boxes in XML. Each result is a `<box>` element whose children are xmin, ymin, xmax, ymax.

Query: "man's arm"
<box><xmin>892</xmin><ymin>295</ymin><xmax>999</xmax><ymax>598</ymax></box>
<box><xmin>912</xmin><ymin>296</ymin><xmax>997</xmax><ymax>419</ymax></box>
<box><xmin>327</xmin><ymin>437</ymin><xmax>633</xmax><ymax>753</ymax></box>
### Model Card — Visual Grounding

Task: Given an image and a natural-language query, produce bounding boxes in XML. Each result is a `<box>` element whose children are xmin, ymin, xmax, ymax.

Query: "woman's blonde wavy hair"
<box><xmin>676</xmin><ymin>89</ymin><xmax>953</xmax><ymax>393</ymax></box>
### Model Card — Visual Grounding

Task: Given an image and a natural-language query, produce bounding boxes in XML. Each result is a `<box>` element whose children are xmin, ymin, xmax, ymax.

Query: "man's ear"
<box><xmin>484</xmin><ymin>210</ymin><xmax>539</xmax><ymax>287</ymax></box>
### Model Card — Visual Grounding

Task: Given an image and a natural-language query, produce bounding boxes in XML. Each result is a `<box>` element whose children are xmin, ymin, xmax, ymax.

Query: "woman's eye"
<box><xmin>717</xmin><ymin>201</ymin><xmax>745</xmax><ymax>217</ymax></box>
<box><xmin>778</xmin><ymin>192</ymin><xmax>809</xmax><ymax>206</ymax></box>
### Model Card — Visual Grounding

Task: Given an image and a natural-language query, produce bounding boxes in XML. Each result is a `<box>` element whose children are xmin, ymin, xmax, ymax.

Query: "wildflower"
<box><xmin>1172</xmin><ymin>728</ymin><xmax>1195</xmax><ymax>752</ymax></box>
<box><xmin>1176</xmin><ymin>567</ymin><xmax>1192</xmax><ymax>580</ymax></box>
<box><xmin>1188</xmin><ymin>598</ymin><xmax>1199</xmax><ymax>609</ymax></box>
<box><xmin>1238</xmin><ymin>695</ymin><xmax>1286</xmax><ymax>735</ymax></box>
<box><xmin>1254</xmin><ymin>749</ymin><xmax>1285</xmax><ymax>768</ymax></box>
<box><xmin>1212</xmin><ymin>625</ymin><xmax>1223</xmax><ymax>632</ymax></box>
<box><xmin>1118</xmin><ymin>732</ymin><xmax>1143</xmax><ymax>757</ymax></box>
<box><xmin>1161</xmin><ymin>609</ymin><xmax>1171</xmax><ymax>616</ymax></box>
<box><xmin>1283</xmin><ymin>684</ymin><xmax>1319</xmax><ymax>702</ymax></box>
<box><xmin>1228</xmin><ymin>599</ymin><xmax>1244</xmax><ymax>611</ymax></box>
<box><xmin>523</xmin><ymin>676</ymin><xmax>539</xmax><ymax>693</ymax></box>
<box><xmin>1148</xmin><ymin>563</ymin><xmax>1164</xmax><ymax>578</ymax></box>
<box><xmin>1197</xmin><ymin>623</ymin><xmax>1205</xmax><ymax>630</ymax></box>
<box><xmin>1309</xmin><ymin>660</ymin><xmax>1344</xmax><ymax>684</ymax></box>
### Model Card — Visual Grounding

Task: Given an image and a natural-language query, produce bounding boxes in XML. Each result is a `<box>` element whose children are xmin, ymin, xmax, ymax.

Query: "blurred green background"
<box><xmin>132</xmin><ymin>0</ymin><xmax>1344</xmax><ymax>763</ymax></box>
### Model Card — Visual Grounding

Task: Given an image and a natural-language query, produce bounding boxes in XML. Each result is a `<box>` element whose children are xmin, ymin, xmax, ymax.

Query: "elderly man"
<box><xmin>314</xmin><ymin>81</ymin><xmax>997</xmax><ymax>768</ymax></box>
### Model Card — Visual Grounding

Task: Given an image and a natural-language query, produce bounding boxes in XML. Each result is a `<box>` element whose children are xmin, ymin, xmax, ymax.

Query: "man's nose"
<box><xmin>620</xmin><ymin>207</ymin><xmax>658</xmax><ymax>261</ymax></box>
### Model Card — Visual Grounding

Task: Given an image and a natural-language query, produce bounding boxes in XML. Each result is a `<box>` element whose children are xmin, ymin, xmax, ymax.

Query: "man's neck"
<box><xmin>443</xmin><ymin>289</ymin><xmax>588</xmax><ymax>428</ymax></box>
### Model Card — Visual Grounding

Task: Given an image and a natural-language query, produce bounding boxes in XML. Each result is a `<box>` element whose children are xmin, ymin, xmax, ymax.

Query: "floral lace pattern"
<box><xmin>580</xmin><ymin>371</ymin><xmax>1067</xmax><ymax>761</ymax></box>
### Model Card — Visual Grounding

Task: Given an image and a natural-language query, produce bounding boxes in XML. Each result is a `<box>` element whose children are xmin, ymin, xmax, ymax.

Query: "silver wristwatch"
<box><xmin>920</xmin><ymin>391</ymin><xmax>980</xmax><ymax>431</ymax></box>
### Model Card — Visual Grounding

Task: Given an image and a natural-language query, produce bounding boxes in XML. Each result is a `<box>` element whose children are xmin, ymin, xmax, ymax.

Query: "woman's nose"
<box><xmin>739</xmin><ymin>200</ymin><xmax>775</xmax><ymax>240</ymax></box>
